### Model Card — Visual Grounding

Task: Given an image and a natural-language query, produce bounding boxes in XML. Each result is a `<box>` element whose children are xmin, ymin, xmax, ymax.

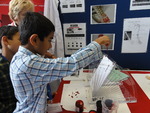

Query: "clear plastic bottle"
<box><xmin>102</xmin><ymin>99</ymin><xmax>119</xmax><ymax>113</ymax></box>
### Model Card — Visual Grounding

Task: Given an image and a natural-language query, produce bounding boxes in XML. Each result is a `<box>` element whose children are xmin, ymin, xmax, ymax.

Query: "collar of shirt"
<box><xmin>18</xmin><ymin>46</ymin><xmax>45</xmax><ymax>58</ymax></box>
<box><xmin>0</xmin><ymin>54</ymin><xmax>8</xmax><ymax>61</ymax></box>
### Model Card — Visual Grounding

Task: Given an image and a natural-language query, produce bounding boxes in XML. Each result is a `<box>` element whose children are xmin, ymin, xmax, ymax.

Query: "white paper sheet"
<box><xmin>130</xmin><ymin>0</ymin><xmax>150</xmax><ymax>10</ymax></box>
<box><xmin>60</xmin><ymin>83</ymin><xmax>91</xmax><ymax>112</ymax></box>
<box><xmin>121</xmin><ymin>17</ymin><xmax>150</xmax><ymax>53</ymax></box>
<box><xmin>60</xmin><ymin>0</ymin><xmax>85</xmax><ymax>13</ymax></box>
<box><xmin>118</xmin><ymin>103</ymin><xmax>131</xmax><ymax>113</ymax></box>
<box><xmin>90</xmin><ymin>55</ymin><xmax>115</xmax><ymax>93</ymax></box>
<box><xmin>132</xmin><ymin>73</ymin><xmax>150</xmax><ymax>99</ymax></box>
<box><xmin>61</xmin><ymin>81</ymin><xmax>131</xmax><ymax>113</ymax></box>
<box><xmin>63</xmin><ymin>23</ymin><xmax>86</xmax><ymax>55</ymax></box>
<box><xmin>47</xmin><ymin>103</ymin><xmax>62</xmax><ymax>113</ymax></box>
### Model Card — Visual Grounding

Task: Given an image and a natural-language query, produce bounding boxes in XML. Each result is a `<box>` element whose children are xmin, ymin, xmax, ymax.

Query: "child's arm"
<box><xmin>11</xmin><ymin>36</ymin><xmax>110</xmax><ymax>84</ymax></box>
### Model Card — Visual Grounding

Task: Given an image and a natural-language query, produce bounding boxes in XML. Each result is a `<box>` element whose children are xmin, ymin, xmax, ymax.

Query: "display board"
<box><xmin>59</xmin><ymin>0</ymin><xmax>150</xmax><ymax>70</ymax></box>
<box><xmin>0</xmin><ymin>0</ymin><xmax>150</xmax><ymax>70</ymax></box>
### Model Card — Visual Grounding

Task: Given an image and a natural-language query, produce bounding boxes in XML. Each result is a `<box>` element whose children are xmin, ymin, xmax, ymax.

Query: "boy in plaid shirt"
<box><xmin>10</xmin><ymin>12</ymin><xmax>111</xmax><ymax>113</ymax></box>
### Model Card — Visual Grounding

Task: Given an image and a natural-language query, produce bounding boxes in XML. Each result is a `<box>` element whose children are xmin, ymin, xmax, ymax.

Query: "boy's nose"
<box><xmin>49</xmin><ymin>43</ymin><xmax>52</xmax><ymax>49</ymax></box>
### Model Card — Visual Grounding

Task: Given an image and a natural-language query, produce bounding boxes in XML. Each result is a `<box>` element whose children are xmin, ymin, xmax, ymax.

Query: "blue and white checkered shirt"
<box><xmin>10</xmin><ymin>41</ymin><xmax>103</xmax><ymax>113</ymax></box>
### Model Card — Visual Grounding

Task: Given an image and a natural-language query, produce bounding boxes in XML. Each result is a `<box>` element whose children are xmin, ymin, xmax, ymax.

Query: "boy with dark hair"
<box><xmin>10</xmin><ymin>12</ymin><xmax>111</xmax><ymax>113</ymax></box>
<box><xmin>0</xmin><ymin>25</ymin><xmax>20</xmax><ymax>113</ymax></box>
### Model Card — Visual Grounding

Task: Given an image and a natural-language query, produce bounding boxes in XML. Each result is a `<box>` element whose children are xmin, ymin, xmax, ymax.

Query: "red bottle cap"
<box><xmin>75</xmin><ymin>100</ymin><xmax>84</xmax><ymax>113</ymax></box>
<box><xmin>89</xmin><ymin>110</ymin><xmax>96</xmax><ymax>113</ymax></box>
<box><xmin>75</xmin><ymin>100</ymin><xmax>84</xmax><ymax>107</ymax></box>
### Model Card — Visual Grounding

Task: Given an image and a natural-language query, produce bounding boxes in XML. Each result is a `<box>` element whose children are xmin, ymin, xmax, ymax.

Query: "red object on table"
<box><xmin>75</xmin><ymin>100</ymin><xmax>84</xmax><ymax>113</ymax></box>
<box><xmin>89</xmin><ymin>110</ymin><xmax>96</xmax><ymax>113</ymax></box>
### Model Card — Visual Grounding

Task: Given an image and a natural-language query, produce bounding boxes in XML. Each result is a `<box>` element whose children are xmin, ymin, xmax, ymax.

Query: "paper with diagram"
<box><xmin>121</xmin><ymin>17</ymin><xmax>150</xmax><ymax>53</ymax></box>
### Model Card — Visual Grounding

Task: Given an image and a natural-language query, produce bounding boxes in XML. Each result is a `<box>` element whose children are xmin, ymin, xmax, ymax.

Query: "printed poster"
<box><xmin>121</xmin><ymin>17</ymin><xmax>150</xmax><ymax>53</ymax></box>
<box><xmin>60</xmin><ymin>0</ymin><xmax>85</xmax><ymax>13</ymax></box>
<box><xmin>130</xmin><ymin>0</ymin><xmax>150</xmax><ymax>10</ymax></box>
<box><xmin>63</xmin><ymin>23</ymin><xmax>86</xmax><ymax>55</ymax></box>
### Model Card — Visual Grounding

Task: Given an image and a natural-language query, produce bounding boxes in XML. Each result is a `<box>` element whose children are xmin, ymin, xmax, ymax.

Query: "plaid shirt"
<box><xmin>0</xmin><ymin>54</ymin><xmax>17</xmax><ymax>113</ymax></box>
<box><xmin>10</xmin><ymin>41</ymin><xmax>103</xmax><ymax>113</ymax></box>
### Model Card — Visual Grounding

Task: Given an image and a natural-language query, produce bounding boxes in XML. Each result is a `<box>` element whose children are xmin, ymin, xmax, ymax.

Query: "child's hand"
<box><xmin>44</xmin><ymin>52</ymin><xmax>57</xmax><ymax>59</ymax></box>
<box><xmin>94</xmin><ymin>35</ymin><xmax>111</xmax><ymax>47</ymax></box>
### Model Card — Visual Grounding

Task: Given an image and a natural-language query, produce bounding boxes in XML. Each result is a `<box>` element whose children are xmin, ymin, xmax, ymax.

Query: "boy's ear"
<box><xmin>1</xmin><ymin>36</ymin><xmax>9</xmax><ymax>46</ymax></box>
<box><xmin>29</xmin><ymin>34</ymin><xmax>39</xmax><ymax>47</ymax></box>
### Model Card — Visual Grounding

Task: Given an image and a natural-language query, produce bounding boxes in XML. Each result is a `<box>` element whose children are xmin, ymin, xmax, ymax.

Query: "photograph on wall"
<box><xmin>91</xmin><ymin>34</ymin><xmax>115</xmax><ymax>50</ymax></box>
<box><xmin>91</xmin><ymin>4</ymin><xmax>116</xmax><ymax>24</ymax></box>
<box><xmin>121</xmin><ymin>17</ymin><xmax>150</xmax><ymax>53</ymax></box>
<box><xmin>130</xmin><ymin>0</ymin><xmax>150</xmax><ymax>10</ymax></box>
<box><xmin>63</xmin><ymin>23</ymin><xmax>86</xmax><ymax>55</ymax></box>
<box><xmin>60</xmin><ymin>0</ymin><xmax>85</xmax><ymax>13</ymax></box>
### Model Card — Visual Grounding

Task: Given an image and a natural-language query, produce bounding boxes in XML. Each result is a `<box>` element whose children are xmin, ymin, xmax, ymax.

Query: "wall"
<box><xmin>0</xmin><ymin>0</ymin><xmax>44</xmax><ymax>26</ymax></box>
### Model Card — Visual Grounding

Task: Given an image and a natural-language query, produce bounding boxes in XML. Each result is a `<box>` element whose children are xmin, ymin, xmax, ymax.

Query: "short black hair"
<box><xmin>19</xmin><ymin>12</ymin><xmax>55</xmax><ymax>45</ymax></box>
<box><xmin>0</xmin><ymin>25</ymin><xmax>18</xmax><ymax>48</ymax></box>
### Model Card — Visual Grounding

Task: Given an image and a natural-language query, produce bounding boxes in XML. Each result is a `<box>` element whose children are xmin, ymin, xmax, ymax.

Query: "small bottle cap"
<box><xmin>105</xmin><ymin>99</ymin><xmax>113</xmax><ymax>110</ymax></box>
<box><xmin>75</xmin><ymin>100</ymin><xmax>84</xmax><ymax>113</ymax></box>
<box><xmin>75</xmin><ymin>100</ymin><xmax>84</xmax><ymax>107</ymax></box>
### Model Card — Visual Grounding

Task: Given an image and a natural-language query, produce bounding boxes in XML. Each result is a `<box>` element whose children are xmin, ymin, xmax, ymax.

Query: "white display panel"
<box><xmin>121</xmin><ymin>17</ymin><xmax>150</xmax><ymax>53</ymax></box>
<box><xmin>60</xmin><ymin>0</ymin><xmax>85</xmax><ymax>13</ymax></box>
<box><xmin>130</xmin><ymin>0</ymin><xmax>150</xmax><ymax>10</ymax></box>
<box><xmin>63</xmin><ymin>23</ymin><xmax>86</xmax><ymax>55</ymax></box>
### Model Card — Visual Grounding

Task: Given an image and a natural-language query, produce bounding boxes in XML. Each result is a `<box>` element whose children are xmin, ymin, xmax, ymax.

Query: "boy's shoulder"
<box><xmin>0</xmin><ymin>55</ymin><xmax>9</xmax><ymax>70</ymax></box>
